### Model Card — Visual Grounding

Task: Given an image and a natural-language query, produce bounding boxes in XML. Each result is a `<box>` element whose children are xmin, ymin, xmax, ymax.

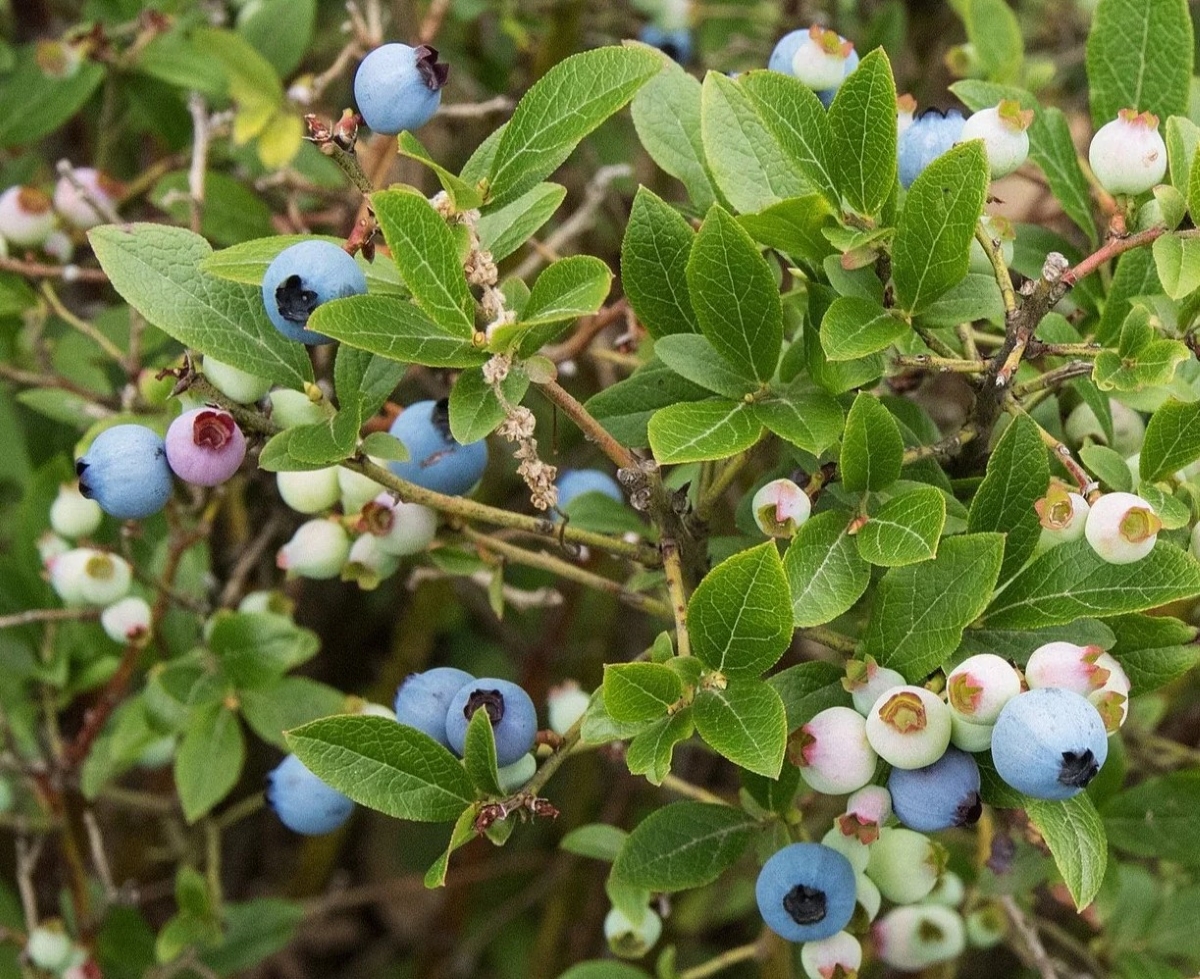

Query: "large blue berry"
<box><xmin>990</xmin><ymin>688</ymin><xmax>1109</xmax><ymax>800</ymax></box>
<box><xmin>266</xmin><ymin>753</ymin><xmax>354</xmax><ymax>835</ymax></box>
<box><xmin>556</xmin><ymin>469</ymin><xmax>623</xmax><ymax>508</ymax></box>
<box><xmin>354</xmin><ymin>43</ymin><xmax>448</xmax><ymax>135</ymax></box>
<box><xmin>445</xmin><ymin>677</ymin><xmax>538</xmax><ymax>767</ymax></box>
<box><xmin>76</xmin><ymin>425</ymin><xmax>173</xmax><ymax>520</ymax></box>
<box><xmin>755</xmin><ymin>842</ymin><xmax>857</xmax><ymax>943</ymax></box>
<box><xmin>898</xmin><ymin>109</ymin><xmax>966</xmax><ymax>188</ymax></box>
<box><xmin>261</xmin><ymin>240</ymin><xmax>367</xmax><ymax>345</ymax></box>
<box><xmin>387</xmin><ymin>399</ymin><xmax>488</xmax><ymax>496</ymax></box>
<box><xmin>394</xmin><ymin>667</ymin><xmax>475</xmax><ymax>749</ymax></box>
<box><xmin>887</xmin><ymin>746</ymin><xmax>982</xmax><ymax>832</ymax></box>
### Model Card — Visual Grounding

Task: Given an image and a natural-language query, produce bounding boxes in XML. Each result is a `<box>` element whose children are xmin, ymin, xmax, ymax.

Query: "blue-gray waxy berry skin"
<box><xmin>394</xmin><ymin>667</ymin><xmax>475</xmax><ymax>749</ymax></box>
<box><xmin>354</xmin><ymin>43</ymin><xmax>447</xmax><ymax>135</ymax></box>
<box><xmin>261</xmin><ymin>240</ymin><xmax>366</xmax><ymax>345</ymax></box>
<box><xmin>76</xmin><ymin>424</ymin><xmax>173</xmax><ymax>520</ymax></box>
<box><xmin>266</xmin><ymin>754</ymin><xmax>354</xmax><ymax>835</ymax></box>
<box><xmin>898</xmin><ymin>109</ymin><xmax>966</xmax><ymax>188</ymax></box>
<box><xmin>768</xmin><ymin>29</ymin><xmax>806</xmax><ymax>74</ymax></box>
<box><xmin>639</xmin><ymin>25</ymin><xmax>693</xmax><ymax>65</ymax></box>
<box><xmin>387</xmin><ymin>399</ymin><xmax>489</xmax><ymax>496</ymax></box>
<box><xmin>991</xmin><ymin>687</ymin><xmax>1109</xmax><ymax>800</ymax></box>
<box><xmin>556</xmin><ymin>469</ymin><xmax>623</xmax><ymax>508</ymax></box>
<box><xmin>888</xmin><ymin>746</ymin><xmax>982</xmax><ymax>832</ymax></box>
<box><xmin>445</xmin><ymin>678</ymin><xmax>538</xmax><ymax>767</ymax></box>
<box><xmin>755</xmin><ymin>842</ymin><xmax>857</xmax><ymax>943</ymax></box>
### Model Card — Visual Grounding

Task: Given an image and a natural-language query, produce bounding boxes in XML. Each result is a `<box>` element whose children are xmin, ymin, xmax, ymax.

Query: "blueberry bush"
<box><xmin>2</xmin><ymin>0</ymin><xmax>1200</xmax><ymax>976</ymax></box>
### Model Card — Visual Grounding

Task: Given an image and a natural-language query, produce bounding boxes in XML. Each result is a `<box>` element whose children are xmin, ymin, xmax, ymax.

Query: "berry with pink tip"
<box><xmin>1088</xmin><ymin>651</ymin><xmax>1131</xmax><ymax>731</ymax></box>
<box><xmin>837</xmin><ymin>785</ymin><xmax>892</xmax><ymax>844</ymax></box>
<box><xmin>789</xmin><ymin>705</ymin><xmax>879</xmax><ymax>795</ymax></box>
<box><xmin>842</xmin><ymin>656</ymin><xmax>907</xmax><ymax>716</ymax></box>
<box><xmin>1088</xmin><ymin>109</ymin><xmax>1167</xmax><ymax>195</ymax></box>
<box><xmin>1035</xmin><ymin>484</ymin><xmax>1090</xmax><ymax>548</ymax></box>
<box><xmin>100</xmin><ymin>596</ymin><xmax>151</xmax><ymax>643</ymax></box>
<box><xmin>791</xmin><ymin>26</ymin><xmax>855</xmax><ymax>90</ymax></box>
<box><xmin>165</xmin><ymin>407</ymin><xmax>247</xmax><ymax>486</ymax></box>
<box><xmin>800</xmin><ymin>930</ymin><xmax>862</xmax><ymax>979</ymax></box>
<box><xmin>960</xmin><ymin>99</ymin><xmax>1032</xmax><ymax>178</ymax></box>
<box><xmin>864</xmin><ymin>686</ymin><xmax>952</xmax><ymax>769</ymax></box>
<box><xmin>1084</xmin><ymin>491</ymin><xmax>1161</xmax><ymax>564</ymax></box>
<box><xmin>1025</xmin><ymin>641</ymin><xmax>1110</xmax><ymax>694</ymax></box>
<box><xmin>53</xmin><ymin>168</ymin><xmax>123</xmax><ymax>230</ymax></box>
<box><xmin>865</xmin><ymin>827</ymin><xmax>946</xmax><ymax>905</ymax></box>
<box><xmin>0</xmin><ymin>186</ymin><xmax>56</xmax><ymax>247</ymax></box>
<box><xmin>752</xmin><ymin>478</ymin><xmax>811</xmax><ymax>538</ymax></box>
<box><xmin>277</xmin><ymin>520</ymin><xmax>351</xmax><ymax>579</ymax></box>
<box><xmin>946</xmin><ymin>653</ymin><xmax>1021</xmax><ymax>725</ymax></box>
<box><xmin>873</xmin><ymin>904</ymin><xmax>965</xmax><ymax>971</ymax></box>
<box><xmin>356</xmin><ymin>492</ymin><xmax>438</xmax><ymax>556</ymax></box>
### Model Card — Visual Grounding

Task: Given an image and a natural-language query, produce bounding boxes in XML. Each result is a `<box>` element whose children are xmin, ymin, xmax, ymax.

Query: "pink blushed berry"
<box><xmin>1084</xmin><ymin>491</ymin><xmax>1161</xmax><ymax>564</ymax></box>
<box><xmin>842</xmin><ymin>656</ymin><xmax>907</xmax><ymax>716</ymax></box>
<box><xmin>165</xmin><ymin>407</ymin><xmax>247</xmax><ymax>487</ymax></box>
<box><xmin>1088</xmin><ymin>109</ymin><xmax>1167</xmax><ymax>196</ymax></box>
<box><xmin>800</xmin><ymin>930</ymin><xmax>862</xmax><ymax>979</ymax></box>
<box><xmin>53</xmin><ymin>168</ymin><xmax>123</xmax><ymax>230</ymax></box>
<box><xmin>789</xmin><ymin>705</ymin><xmax>878</xmax><ymax>795</ymax></box>
<box><xmin>946</xmin><ymin>653</ymin><xmax>1021</xmax><ymax>725</ymax></box>
<box><xmin>837</xmin><ymin>785</ymin><xmax>892</xmax><ymax>844</ymax></box>
<box><xmin>1025</xmin><ymin>641</ymin><xmax>1110</xmax><ymax>693</ymax></box>
<box><xmin>0</xmin><ymin>186</ymin><xmax>56</xmax><ymax>247</ymax></box>
<box><xmin>752</xmin><ymin>478</ymin><xmax>811</xmax><ymax>538</ymax></box>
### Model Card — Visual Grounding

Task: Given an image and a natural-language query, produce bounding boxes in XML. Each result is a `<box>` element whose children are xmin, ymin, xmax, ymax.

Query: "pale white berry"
<box><xmin>792</xmin><ymin>705</ymin><xmax>878</xmax><ymax>795</ymax></box>
<box><xmin>866</xmin><ymin>827</ymin><xmax>946</xmax><ymax>904</ymax></box>
<box><xmin>1035</xmin><ymin>484</ymin><xmax>1091</xmax><ymax>548</ymax></box>
<box><xmin>337</xmin><ymin>464</ymin><xmax>385</xmax><ymax>514</ymax></box>
<box><xmin>897</xmin><ymin>94</ymin><xmax>917</xmax><ymax>138</ymax></box>
<box><xmin>101</xmin><ymin>596</ymin><xmax>152</xmax><ymax>644</ymax></box>
<box><xmin>1084</xmin><ymin>491</ymin><xmax>1160</xmax><ymax>564</ymax></box>
<box><xmin>269</xmin><ymin>388</ymin><xmax>326</xmax><ymax>428</ymax></box>
<box><xmin>0</xmin><ymin>186</ymin><xmax>56</xmax><ymax>247</ymax></box>
<box><xmin>865</xmin><ymin>685</ymin><xmax>952</xmax><ymax>769</ymax></box>
<box><xmin>801</xmin><ymin>931</ymin><xmax>862</xmax><ymax>979</ymax></box>
<box><xmin>843</xmin><ymin>656</ymin><xmax>907</xmax><ymax>716</ymax></box>
<box><xmin>752</xmin><ymin>478</ymin><xmax>811</xmax><ymax>538</ymax></box>
<box><xmin>791</xmin><ymin>26</ymin><xmax>854</xmax><ymax>90</ymax></box>
<box><xmin>822</xmin><ymin>824</ymin><xmax>870</xmax><ymax>873</ymax></box>
<box><xmin>547</xmin><ymin>680</ymin><xmax>591</xmax><ymax>735</ymax></box>
<box><xmin>276</xmin><ymin>467</ymin><xmax>340</xmax><ymax>514</ymax></box>
<box><xmin>960</xmin><ymin>100</ymin><xmax>1032</xmax><ymax>178</ymax></box>
<box><xmin>78</xmin><ymin>551</ymin><xmax>133</xmax><ymax>606</ymax></box>
<box><xmin>203</xmin><ymin>356</ymin><xmax>271</xmax><ymax>404</ymax></box>
<box><xmin>53</xmin><ymin>167</ymin><xmax>122</xmax><ymax>230</ymax></box>
<box><xmin>604</xmin><ymin>906</ymin><xmax>662</xmax><ymax>959</ymax></box>
<box><xmin>50</xmin><ymin>483</ymin><xmax>103</xmax><ymax>539</ymax></box>
<box><xmin>1088</xmin><ymin>109</ymin><xmax>1167</xmax><ymax>196</ymax></box>
<box><xmin>357</xmin><ymin>493</ymin><xmax>438</xmax><ymax>556</ymax></box>
<box><xmin>874</xmin><ymin>904</ymin><xmax>966</xmax><ymax>970</ymax></box>
<box><xmin>277</xmin><ymin>519</ymin><xmax>351</xmax><ymax>579</ymax></box>
<box><xmin>342</xmin><ymin>533</ymin><xmax>401</xmax><ymax>589</ymax></box>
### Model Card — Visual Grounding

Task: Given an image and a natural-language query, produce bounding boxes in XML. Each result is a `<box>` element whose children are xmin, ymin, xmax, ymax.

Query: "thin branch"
<box><xmin>0</xmin><ymin>256</ymin><xmax>108</xmax><ymax>283</ymax></box>
<box><xmin>41</xmin><ymin>281</ymin><xmax>127</xmax><ymax>364</ymax></box>
<box><xmin>893</xmin><ymin>354</ymin><xmax>988</xmax><ymax>373</ymax></box>
<box><xmin>660</xmin><ymin>773</ymin><xmax>731</xmax><ymax>806</ymax></box>
<box><xmin>975</xmin><ymin>220</ymin><xmax>1017</xmax><ymax>315</ymax></box>
<box><xmin>1000</xmin><ymin>895</ymin><xmax>1061</xmax><ymax>979</ymax></box>
<box><xmin>662</xmin><ymin>539</ymin><xmax>691</xmax><ymax>658</ymax></box>
<box><xmin>437</xmin><ymin>96</ymin><xmax>515</xmax><ymax>119</ymax></box>
<box><xmin>186</xmin><ymin>94</ymin><xmax>212</xmax><ymax>234</ymax></box>
<box><xmin>0</xmin><ymin>608</ymin><xmax>100</xmax><ymax>630</ymax></box>
<box><xmin>1011</xmin><ymin>361</ymin><xmax>1095</xmax><ymax>398</ymax></box>
<box><xmin>535</xmin><ymin>378</ymin><xmax>639</xmax><ymax>471</ymax></box>
<box><xmin>679</xmin><ymin>940</ymin><xmax>764</xmax><ymax>979</ymax></box>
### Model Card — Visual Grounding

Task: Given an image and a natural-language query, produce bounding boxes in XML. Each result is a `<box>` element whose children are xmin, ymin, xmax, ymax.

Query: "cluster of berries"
<box><xmin>0</xmin><ymin>168</ymin><xmax>121</xmax><ymax>264</ymax></box>
<box><xmin>1036</xmin><ymin>483</ymin><xmax>1162</xmax><ymax>566</ymax></box>
<box><xmin>756</xmin><ymin>640</ymin><xmax>1127</xmax><ymax>973</ymax></box>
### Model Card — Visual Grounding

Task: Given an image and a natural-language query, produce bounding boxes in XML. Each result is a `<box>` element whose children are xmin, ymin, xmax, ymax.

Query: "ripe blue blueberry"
<box><xmin>266</xmin><ymin>753</ymin><xmax>354</xmax><ymax>835</ymax></box>
<box><xmin>556</xmin><ymin>468</ymin><xmax>623</xmax><ymax>508</ymax></box>
<box><xmin>755</xmin><ymin>842</ymin><xmax>857</xmax><ymax>943</ymax></box>
<box><xmin>887</xmin><ymin>746</ymin><xmax>982</xmax><ymax>832</ymax></box>
<box><xmin>394</xmin><ymin>667</ymin><xmax>475</xmax><ymax>749</ymax></box>
<box><xmin>354</xmin><ymin>43</ymin><xmax>448</xmax><ymax>135</ymax></box>
<box><xmin>445</xmin><ymin>677</ymin><xmax>538</xmax><ymax>767</ymax></box>
<box><xmin>990</xmin><ymin>687</ymin><xmax>1109</xmax><ymax>800</ymax></box>
<box><xmin>387</xmin><ymin>399</ymin><xmax>489</xmax><ymax>496</ymax></box>
<box><xmin>76</xmin><ymin>424</ymin><xmax>173</xmax><ymax>520</ymax></box>
<box><xmin>261</xmin><ymin>240</ymin><xmax>367</xmax><ymax>345</ymax></box>
<box><xmin>897</xmin><ymin>108</ymin><xmax>966</xmax><ymax>188</ymax></box>
<box><xmin>639</xmin><ymin>25</ymin><xmax>692</xmax><ymax>65</ymax></box>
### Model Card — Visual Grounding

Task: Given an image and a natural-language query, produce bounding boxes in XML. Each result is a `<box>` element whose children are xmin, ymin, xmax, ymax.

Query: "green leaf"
<box><xmin>827</xmin><ymin>49</ymin><xmax>899</xmax><ymax>217</ymax></box>
<box><xmin>462</xmin><ymin>707</ymin><xmax>503</xmax><ymax>797</ymax></box>
<box><xmin>687</xmin><ymin>204</ymin><xmax>783</xmax><ymax>384</ymax></box>
<box><xmin>625</xmin><ymin>709</ymin><xmax>694</xmax><ymax>785</ymax></box>
<box><xmin>0</xmin><ymin>47</ymin><xmax>105</xmax><ymax>148</ymax></box>
<box><xmin>447</xmin><ymin>366</ymin><xmax>530</xmax><ymax>444</ymax></box>
<box><xmin>1086</xmin><ymin>0</ymin><xmax>1193</xmax><ymax>128</ymax></box>
<box><xmin>654</xmin><ymin>334</ymin><xmax>757</xmax><ymax>398</ymax></box>
<box><xmin>820</xmin><ymin>296</ymin><xmax>910</xmax><ymax>361</ymax></box>
<box><xmin>648</xmin><ymin>399</ymin><xmax>763</xmax><ymax>464</ymax></box>
<box><xmin>840</xmin><ymin>392</ymin><xmax>904</xmax><ymax>493</ymax></box>
<box><xmin>916</xmin><ymin>272</ymin><xmax>1005</xmax><ymax>328</ymax></box>
<box><xmin>151</xmin><ymin>170</ymin><xmax>274</xmax><ymax>247</ymax></box>
<box><xmin>518</xmin><ymin>256</ymin><xmax>613</xmax><ymax>328</ymax></box>
<box><xmin>1080</xmin><ymin>444</ymin><xmax>1134</xmax><ymax>493</ymax></box>
<box><xmin>1166</xmin><ymin>115</ymin><xmax>1200</xmax><ymax>197</ymax></box>
<box><xmin>611</xmin><ymin>801</ymin><xmax>758</xmax><ymax>891</ymax></box>
<box><xmin>559</xmin><ymin>962</ymin><xmax>650</xmax><ymax>979</ymax></box>
<box><xmin>783</xmin><ymin>511</ymin><xmax>871</xmax><ymax>628</ymax></box>
<box><xmin>175</xmin><ymin>704</ymin><xmax>245</xmax><ymax>823</ymax></box>
<box><xmin>487</xmin><ymin>45</ymin><xmax>661</xmax><ymax>206</ymax></box>
<box><xmin>239</xmin><ymin>677</ymin><xmax>346</xmax><ymax>749</ymax></box>
<box><xmin>962</xmin><ymin>0</ymin><xmax>1024</xmax><ymax>82</ymax></box>
<box><xmin>256</xmin><ymin>404</ymin><xmax>362</xmax><ymax>470</ymax></box>
<box><xmin>804</xmin><ymin>314</ymin><xmax>887</xmax><ymax>395</ymax></box>
<box><xmin>621</xmin><ymin>188</ymin><xmax>700</xmax><ymax>339</ymax></box>
<box><xmin>738</xmin><ymin>196</ymin><xmax>836</xmax><ymax>267</ymax></box>
<box><xmin>307</xmin><ymin>296</ymin><xmax>485</xmax><ymax>368</ymax></box>
<box><xmin>1104</xmin><ymin>613</ymin><xmax>1200</xmax><ymax>691</ymax></box>
<box><xmin>688</xmin><ymin>542</ymin><xmax>793</xmax><ymax>677</ymax></box>
<box><xmin>892</xmin><ymin>140</ymin><xmax>989</xmax><ymax>315</ymax></box>
<box><xmin>693</xmin><ymin>679</ymin><xmax>787</xmax><ymax>778</ymax></box>
<box><xmin>586</xmin><ymin>357</ymin><xmax>710</xmax><ymax>447</ymax></box>
<box><xmin>857</xmin><ymin>486</ymin><xmax>946</xmax><ymax>567</ymax></box>
<box><xmin>1189</xmin><ymin>136</ymin><xmax>1200</xmax><ymax>226</ymax></box>
<box><xmin>1103</xmin><ymin>772</ymin><xmax>1200</xmax><ymax>867</ymax></box>
<box><xmin>371</xmin><ymin>189</ymin><xmax>475</xmax><ymax>335</ymax></box>
<box><xmin>89</xmin><ymin>224</ymin><xmax>313</xmax><ymax>389</ymax></box>
<box><xmin>359</xmin><ymin>431</ymin><xmax>409</xmax><ymax>462</ymax></box>
<box><xmin>1097</xmin><ymin>250</ymin><xmax>1162</xmax><ymax>346</ymax></box>
<box><xmin>286</xmin><ymin>715</ymin><xmax>474</xmax><ymax>822</ymax></box>
<box><xmin>603</xmin><ymin>663</ymin><xmax>683</xmax><ymax>722</ymax></box>
<box><xmin>1140</xmin><ymin>399</ymin><xmax>1200</xmax><ymax>481</ymax></box>
<box><xmin>1152</xmin><ymin>233</ymin><xmax>1200</xmax><ymax>299</ymax></box>
<box><xmin>473</xmin><ymin>182</ymin><xmax>565</xmax><ymax>263</ymax></box>
<box><xmin>752</xmin><ymin>389</ymin><xmax>844</xmax><ymax>455</ymax></box>
<box><xmin>631</xmin><ymin>64</ymin><xmax>718</xmax><ymax>210</ymax></box>
<box><xmin>560</xmin><ymin>824</ymin><xmax>629</xmax><ymax>862</ymax></box>
<box><xmin>739</xmin><ymin>71</ymin><xmax>838</xmax><ymax>206</ymax></box>
<box><xmin>1026</xmin><ymin>794</ymin><xmax>1108</xmax><ymax>910</ymax></box>
<box><xmin>967</xmin><ymin>413</ymin><xmax>1050</xmax><ymax>582</ymax></box>
<box><xmin>1093</xmin><ymin>305</ymin><xmax>1189</xmax><ymax>392</ymax></box>
<box><xmin>864</xmin><ymin>533</ymin><xmax>1005</xmax><ymax>680</ymax></box>
<box><xmin>425</xmin><ymin>808</ymin><xmax>482</xmax><ymax>889</ymax></box>
<box><xmin>700</xmin><ymin>72</ymin><xmax>810</xmax><ymax>214</ymax></box>
<box><xmin>207</xmin><ymin>611</ymin><xmax>319</xmax><ymax>688</ymax></box>
<box><xmin>397</xmin><ymin>132</ymin><xmax>485</xmax><ymax>211</ymax></box>
<box><xmin>767</xmin><ymin>662</ymin><xmax>851</xmax><ymax>730</ymax></box>
<box><xmin>981</xmin><ymin>539</ymin><xmax>1200</xmax><ymax>629</ymax></box>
